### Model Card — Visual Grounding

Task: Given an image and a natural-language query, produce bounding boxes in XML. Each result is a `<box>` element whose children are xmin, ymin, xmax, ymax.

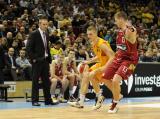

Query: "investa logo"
<box><xmin>124</xmin><ymin>75</ymin><xmax>134</xmax><ymax>94</ymax></box>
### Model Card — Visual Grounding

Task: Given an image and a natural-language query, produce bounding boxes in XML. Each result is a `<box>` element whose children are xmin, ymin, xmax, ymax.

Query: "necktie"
<box><xmin>43</xmin><ymin>32</ymin><xmax>47</xmax><ymax>50</ymax></box>
<box><xmin>10</xmin><ymin>56</ymin><xmax>14</xmax><ymax>67</ymax></box>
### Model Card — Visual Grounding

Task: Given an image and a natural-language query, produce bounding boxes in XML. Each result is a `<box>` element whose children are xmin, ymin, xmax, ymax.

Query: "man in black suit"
<box><xmin>4</xmin><ymin>47</ymin><xmax>19</xmax><ymax>81</ymax></box>
<box><xmin>26</xmin><ymin>16</ymin><xmax>58</xmax><ymax>106</ymax></box>
<box><xmin>0</xmin><ymin>36</ymin><xmax>5</xmax><ymax>84</ymax></box>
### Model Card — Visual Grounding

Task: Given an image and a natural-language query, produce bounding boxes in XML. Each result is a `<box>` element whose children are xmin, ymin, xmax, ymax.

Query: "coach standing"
<box><xmin>26</xmin><ymin>16</ymin><xmax>57</xmax><ymax>106</ymax></box>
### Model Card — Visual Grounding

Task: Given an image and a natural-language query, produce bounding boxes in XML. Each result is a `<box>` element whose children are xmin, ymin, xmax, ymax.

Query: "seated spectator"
<box><xmin>50</xmin><ymin>54</ymin><xmax>68</xmax><ymax>103</ymax></box>
<box><xmin>49</xmin><ymin>30</ymin><xmax>60</xmax><ymax>44</ymax></box>
<box><xmin>152</xmin><ymin>48</ymin><xmax>158</xmax><ymax>62</ymax></box>
<box><xmin>141</xmin><ymin>48</ymin><xmax>154</xmax><ymax>62</ymax></box>
<box><xmin>50</xmin><ymin>41</ymin><xmax>63</xmax><ymax>59</ymax></box>
<box><xmin>6</xmin><ymin>32</ymin><xmax>14</xmax><ymax>48</ymax></box>
<box><xmin>16</xmin><ymin>49</ymin><xmax>32</xmax><ymax>80</ymax></box>
<box><xmin>48</xmin><ymin>21</ymin><xmax>56</xmax><ymax>35</ymax></box>
<box><xmin>67</xmin><ymin>30</ymin><xmax>76</xmax><ymax>45</ymax></box>
<box><xmin>4</xmin><ymin>47</ymin><xmax>20</xmax><ymax>81</ymax></box>
<box><xmin>76</xmin><ymin>46</ymin><xmax>89</xmax><ymax>60</ymax></box>
<box><xmin>104</xmin><ymin>30</ymin><xmax>113</xmax><ymax>43</ymax></box>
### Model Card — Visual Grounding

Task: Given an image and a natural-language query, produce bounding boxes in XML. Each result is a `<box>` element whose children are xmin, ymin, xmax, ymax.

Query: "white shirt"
<box><xmin>38</xmin><ymin>28</ymin><xmax>48</xmax><ymax>57</ymax></box>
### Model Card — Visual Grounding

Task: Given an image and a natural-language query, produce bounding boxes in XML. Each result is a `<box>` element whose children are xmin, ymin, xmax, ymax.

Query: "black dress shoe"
<box><xmin>45</xmin><ymin>101</ymin><xmax>59</xmax><ymax>105</ymax></box>
<box><xmin>32</xmin><ymin>102</ymin><xmax>41</xmax><ymax>106</ymax></box>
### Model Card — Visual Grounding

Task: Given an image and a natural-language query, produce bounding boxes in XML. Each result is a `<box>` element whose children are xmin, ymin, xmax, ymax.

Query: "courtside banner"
<box><xmin>121</xmin><ymin>63</ymin><xmax>160</xmax><ymax>97</ymax></box>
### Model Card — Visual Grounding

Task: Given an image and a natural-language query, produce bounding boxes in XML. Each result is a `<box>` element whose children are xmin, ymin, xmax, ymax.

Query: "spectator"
<box><xmin>6</xmin><ymin>32</ymin><xmax>14</xmax><ymax>48</ymax></box>
<box><xmin>49</xmin><ymin>30</ymin><xmax>60</xmax><ymax>44</ymax></box>
<box><xmin>4</xmin><ymin>47</ymin><xmax>19</xmax><ymax>81</ymax></box>
<box><xmin>0</xmin><ymin>35</ymin><xmax>5</xmax><ymax>84</ymax></box>
<box><xmin>16</xmin><ymin>49</ymin><xmax>32</xmax><ymax>80</ymax></box>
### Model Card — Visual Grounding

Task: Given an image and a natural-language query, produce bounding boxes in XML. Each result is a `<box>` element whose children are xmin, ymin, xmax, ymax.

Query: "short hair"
<box><xmin>38</xmin><ymin>15</ymin><xmax>48</xmax><ymax>22</ymax></box>
<box><xmin>55</xmin><ymin>41</ymin><xmax>62</xmax><ymax>45</ymax></box>
<box><xmin>68</xmin><ymin>49</ymin><xmax>75</xmax><ymax>53</ymax></box>
<box><xmin>87</xmin><ymin>26</ymin><xmax>97</xmax><ymax>34</ymax></box>
<box><xmin>114</xmin><ymin>11</ymin><xmax>128</xmax><ymax>20</ymax></box>
<box><xmin>20</xmin><ymin>49</ymin><xmax>25</xmax><ymax>53</ymax></box>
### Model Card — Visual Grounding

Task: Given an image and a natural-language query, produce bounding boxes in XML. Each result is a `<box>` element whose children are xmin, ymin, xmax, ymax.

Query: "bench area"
<box><xmin>0</xmin><ymin>84</ymin><xmax>13</xmax><ymax>102</ymax></box>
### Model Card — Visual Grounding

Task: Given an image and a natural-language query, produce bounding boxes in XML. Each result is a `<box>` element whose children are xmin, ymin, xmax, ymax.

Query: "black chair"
<box><xmin>0</xmin><ymin>84</ymin><xmax>13</xmax><ymax>102</ymax></box>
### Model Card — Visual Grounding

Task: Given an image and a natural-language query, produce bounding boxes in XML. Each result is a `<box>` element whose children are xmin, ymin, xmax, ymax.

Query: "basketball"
<box><xmin>77</xmin><ymin>63</ymin><xmax>89</xmax><ymax>74</ymax></box>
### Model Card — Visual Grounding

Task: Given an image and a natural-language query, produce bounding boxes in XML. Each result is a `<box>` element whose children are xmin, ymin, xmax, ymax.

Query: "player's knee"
<box><xmin>51</xmin><ymin>78</ymin><xmax>58</xmax><ymax>84</ymax></box>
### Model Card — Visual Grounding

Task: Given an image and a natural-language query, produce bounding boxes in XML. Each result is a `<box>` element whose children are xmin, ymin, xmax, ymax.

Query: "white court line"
<box><xmin>129</xmin><ymin>103</ymin><xmax>160</xmax><ymax>108</ymax></box>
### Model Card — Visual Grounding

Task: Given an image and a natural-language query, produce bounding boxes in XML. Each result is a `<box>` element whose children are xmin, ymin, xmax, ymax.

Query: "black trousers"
<box><xmin>32</xmin><ymin>60</ymin><xmax>51</xmax><ymax>103</ymax></box>
<box><xmin>0</xmin><ymin>69</ymin><xmax>4</xmax><ymax>84</ymax></box>
<box><xmin>0</xmin><ymin>69</ymin><xmax>4</xmax><ymax>98</ymax></box>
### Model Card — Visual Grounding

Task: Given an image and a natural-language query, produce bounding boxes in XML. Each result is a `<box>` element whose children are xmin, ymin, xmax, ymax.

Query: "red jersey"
<box><xmin>115</xmin><ymin>29</ymin><xmax>138</xmax><ymax>64</ymax></box>
<box><xmin>67</xmin><ymin>60</ymin><xmax>74</xmax><ymax>72</ymax></box>
<box><xmin>55</xmin><ymin>63</ymin><xmax>63</xmax><ymax>77</ymax></box>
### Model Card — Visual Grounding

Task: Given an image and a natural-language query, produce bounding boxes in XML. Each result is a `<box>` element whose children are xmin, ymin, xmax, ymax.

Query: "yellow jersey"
<box><xmin>50</xmin><ymin>47</ymin><xmax>63</xmax><ymax>56</ymax></box>
<box><xmin>92</xmin><ymin>38</ymin><xmax>112</xmax><ymax>66</ymax></box>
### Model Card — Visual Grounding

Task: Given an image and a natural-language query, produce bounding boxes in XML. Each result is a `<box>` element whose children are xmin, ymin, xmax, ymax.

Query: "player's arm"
<box><xmin>63</xmin><ymin>57</ymin><xmax>72</xmax><ymax>75</ymax></box>
<box><xmin>62</xmin><ymin>61</ymin><xmax>67</xmax><ymax>77</ymax></box>
<box><xmin>73</xmin><ymin>60</ymin><xmax>79</xmax><ymax>74</ymax></box>
<box><xmin>100</xmin><ymin>44</ymin><xmax>115</xmax><ymax>71</ymax></box>
<box><xmin>95</xmin><ymin>43</ymin><xmax>115</xmax><ymax>73</ymax></box>
<box><xmin>50</xmin><ymin>61</ymin><xmax>61</xmax><ymax>80</ymax></box>
<box><xmin>83</xmin><ymin>56</ymin><xmax>99</xmax><ymax>64</ymax></box>
<box><xmin>125</xmin><ymin>26</ymin><xmax>137</xmax><ymax>44</ymax></box>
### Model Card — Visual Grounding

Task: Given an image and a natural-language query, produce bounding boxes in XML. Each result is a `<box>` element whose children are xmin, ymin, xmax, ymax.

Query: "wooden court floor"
<box><xmin>0</xmin><ymin>103</ymin><xmax>160</xmax><ymax>119</ymax></box>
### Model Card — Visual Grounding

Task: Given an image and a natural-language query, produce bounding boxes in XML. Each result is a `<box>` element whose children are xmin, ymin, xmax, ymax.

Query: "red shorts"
<box><xmin>102</xmin><ymin>59</ymin><xmax>137</xmax><ymax>80</ymax></box>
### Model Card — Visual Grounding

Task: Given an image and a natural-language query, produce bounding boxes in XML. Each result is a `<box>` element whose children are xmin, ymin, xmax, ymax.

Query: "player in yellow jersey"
<box><xmin>68</xmin><ymin>26</ymin><xmax>115</xmax><ymax>109</ymax></box>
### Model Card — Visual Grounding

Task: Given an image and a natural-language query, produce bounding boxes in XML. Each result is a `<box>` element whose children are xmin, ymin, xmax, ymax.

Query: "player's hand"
<box><xmin>81</xmin><ymin>60</ymin><xmax>89</xmax><ymax>64</ymax></box>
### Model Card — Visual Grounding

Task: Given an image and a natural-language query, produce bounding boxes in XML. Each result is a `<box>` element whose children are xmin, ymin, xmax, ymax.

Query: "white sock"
<box><xmin>79</xmin><ymin>94</ymin><xmax>85</xmax><ymax>105</ymax></box>
<box><xmin>113</xmin><ymin>100</ymin><xmax>119</xmax><ymax>103</ymax></box>
<box><xmin>69</xmin><ymin>90</ymin><xmax>72</xmax><ymax>96</ymax></box>
<box><xmin>72</xmin><ymin>86</ymin><xmax>77</xmax><ymax>95</ymax></box>
<box><xmin>58</xmin><ymin>93</ymin><xmax>63</xmax><ymax>98</ymax></box>
<box><xmin>51</xmin><ymin>94</ymin><xmax>55</xmax><ymax>98</ymax></box>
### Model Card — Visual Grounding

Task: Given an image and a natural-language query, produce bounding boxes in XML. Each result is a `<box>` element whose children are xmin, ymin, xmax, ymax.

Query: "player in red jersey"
<box><xmin>102</xmin><ymin>11</ymin><xmax>138</xmax><ymax>113</ymax></box>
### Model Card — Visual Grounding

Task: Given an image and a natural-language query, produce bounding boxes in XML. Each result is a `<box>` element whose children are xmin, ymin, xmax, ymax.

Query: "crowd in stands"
<box><xmin>0</xmin><ymin>0</ymin><xmax>160</xmax><ymax>82</ymax></box>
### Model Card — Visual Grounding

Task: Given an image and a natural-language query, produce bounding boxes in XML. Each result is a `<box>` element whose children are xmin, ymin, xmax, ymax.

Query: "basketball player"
<box><xmin>50</xmin><ymin>54</ymin><xmax>68</xmax><ymax>103</ymax></box>
<box><xmin>102</xmin><ymin>11</ymin><xmax>138</xmax><ymax>113</ymax></box>
<box><xmin>63</xmin><ymin>50</ymin><xmax>80</xmax><ymax>101</ymax></box>
<box><xmin>68</xmin><ymin>26</ymin><xmax>115</xmax><ymax>109</ymax></box>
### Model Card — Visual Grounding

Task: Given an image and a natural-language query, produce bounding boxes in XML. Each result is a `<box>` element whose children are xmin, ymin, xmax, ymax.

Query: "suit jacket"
<box><xmin>4</xmin><ymin>54</ymin><xmax>19</xmax><ymax>69</ymax></box>
<box><xmin>0</xmin><ymin>45</ymin><xmax>5</xmax><ymax>69</ymax></box>
<box><xmin>26</xmin><ymin>29</ymin><xmax>51</xmax><ymax>63</ymax></box>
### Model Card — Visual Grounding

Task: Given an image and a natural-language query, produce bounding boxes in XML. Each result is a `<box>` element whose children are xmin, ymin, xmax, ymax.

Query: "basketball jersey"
<box><xmin>116</xmin><ymin>29</ymin><xmax>138</xmax><ymax>63</ymax></box>
<box><xmin>55</xmin><ymin>62</ymin><xmax>63</xmax><ymax>77</ymax></box>
<box><xmin>92</xmin><ymin>38</ymin><xmax>112</xmax><ymax>66</ymax></box>
<box><xmin>67</xmin><ymin>60</ymin><xmax>74</xmax><ymax>72</ymax></box>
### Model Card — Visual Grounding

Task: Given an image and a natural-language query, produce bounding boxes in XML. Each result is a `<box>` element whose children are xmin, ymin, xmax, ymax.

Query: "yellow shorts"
<box><xmin>89</xmin><ymin>63</ymin><xmax>103</xmax><ymax>82</ymax></box>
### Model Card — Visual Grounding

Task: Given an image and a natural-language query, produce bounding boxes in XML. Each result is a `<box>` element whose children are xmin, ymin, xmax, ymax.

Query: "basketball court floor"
<box><xmin>0</xmin><ymin>97</ymin><xmax>160</xmax><ymax>119</ymax></box>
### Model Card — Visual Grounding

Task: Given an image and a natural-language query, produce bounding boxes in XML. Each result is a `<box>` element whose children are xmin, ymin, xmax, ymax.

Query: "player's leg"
<box><xmin>90</xmin><ymin>77</ymin><xmax>105</xmax><ymax>110</ymax></box>
<box><xmin>67</xmin><ymin>74</ymin><xmax>76</xmax><ymax>100</ymax></box>
<box><xmin>102</xmin><ymin>78</ymin><xmax>123</xmax><ymax>102</ymax></box>
<box><xmin>68</xmin><ymin>75</ymin><xmax>79</xmax><ymax>102</ymax></box>
<box><xmin>59</xmin><ymin>77</ymin><xmax>69</xmax><ymax>103</ymax></box>
<box><xmin>108</xmin><ymin>63</ymin><xmax>134</xmax><ymax>113</ymax></box>
<box><xmin>108</xmin><ymin>74</ymin><xmax>122</xmax><ymax>113</ymax></box>
<box><xmin>50</xmin><ymin>78</ymin><xmax>59</xmax><ymax>103</ymax></box>
<box><xmin>68</xmin><ymin>71</ymin><xmax>90</xmax><ymax>108</ymax></box>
